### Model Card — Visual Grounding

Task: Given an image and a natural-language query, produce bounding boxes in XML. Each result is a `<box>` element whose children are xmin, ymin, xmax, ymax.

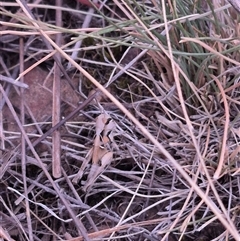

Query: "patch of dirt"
<box><xmin>3</xmin><ymin>62</ymin><xmax>81</xmax><ymax>143</ymax></box>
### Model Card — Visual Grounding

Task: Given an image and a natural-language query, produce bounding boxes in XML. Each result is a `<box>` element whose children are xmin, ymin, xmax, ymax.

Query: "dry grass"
<box><xmin>1</xmin><ymin>0</ymin><xmax>240</xmax><ymax>240</ymax></box>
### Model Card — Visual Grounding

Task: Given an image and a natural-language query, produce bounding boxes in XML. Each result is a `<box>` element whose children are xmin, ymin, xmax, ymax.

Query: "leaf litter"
<box><xmin>1</xmin><ymin>1</ymin><xmax>240</xmax><ymax>241</ymax></box>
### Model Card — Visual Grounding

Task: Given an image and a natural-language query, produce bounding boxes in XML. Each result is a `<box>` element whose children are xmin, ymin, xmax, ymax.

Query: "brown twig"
<box><xmin>52</xmin><ymin>0</ymin><xmax>62</xmax><ymax>179</ymax></box>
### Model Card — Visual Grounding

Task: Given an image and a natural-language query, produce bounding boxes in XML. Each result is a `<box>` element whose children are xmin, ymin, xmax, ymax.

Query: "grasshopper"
<box><xmin>72</xmin><ymin>113</ymin><xmax>116</xmax><ymax>192</ymax></box>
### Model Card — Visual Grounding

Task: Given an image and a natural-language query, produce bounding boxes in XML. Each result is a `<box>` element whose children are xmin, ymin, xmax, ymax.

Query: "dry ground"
<box><xmin>1</xmin><ymin>0</ymin><xmax>240</xmax><ymax>241</ymax></box>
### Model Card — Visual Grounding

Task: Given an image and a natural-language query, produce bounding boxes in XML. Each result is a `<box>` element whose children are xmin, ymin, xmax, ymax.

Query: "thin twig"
<box><xmin>52</xmin><ymin>0</ymin><xmax>62</xmax><ymax>179</ymax></box>
<box><xmin>0</xmin><ymin>74</ymin><xmax>28</xmax><ymax>88</ymax></box>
